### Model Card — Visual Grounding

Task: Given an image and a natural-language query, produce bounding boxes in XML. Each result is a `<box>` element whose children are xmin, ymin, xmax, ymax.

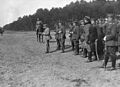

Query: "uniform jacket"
<box><xmin>72</xmin><ymin>26</ymin><xmax>80</xmax><ymax>41</ymax></box>
<box><xmin>96</xmin><ymin>24</ymin><xmax>105</xmax><ymax>40</ymax></box>
<box><xmin>69</xmin><ymin>26</ymin><xmax>74</xmax><ymax>39</ymax></box>
<box><xmin>59</xmin><ymin>25</ymin><xmax>66</xmax><ymax>39</ymax></box>
<box><xmin>83</xmin><ymin>23</ymin><xmax>91</xmax><ymax>42</ymax></box>
<box><xmin>55</xmin><ymin>27</ymin><xmax>60</xmax><ymax>39</ymax></box>
<box><xmin>117</xmin><ymin>22</ymin><xmax>120</xmax><ymax>46</ymax></box>
<box><xmin>88</xmin><ymin>24</ymin><xmax>98</xmax><ymax>43</ymax></box>
<box><xmin>104</xmin><ymin>22</ymin><xmax>118</xmax><ymax>46</ymax></box>
<box><xmin>43</xmin><ymin>27</ymin><xmax>51</xmax><ymax>40</ymax></box>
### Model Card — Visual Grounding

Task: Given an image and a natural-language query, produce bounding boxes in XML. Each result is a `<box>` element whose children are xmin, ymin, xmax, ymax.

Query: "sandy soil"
<box><xmin>0</xmin><ymin>31</ymin><xmax>120</xmax><ymax>87</ymax></box>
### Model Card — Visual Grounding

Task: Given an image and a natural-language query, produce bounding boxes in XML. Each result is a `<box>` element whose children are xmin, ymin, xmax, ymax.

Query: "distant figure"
<box><xmin>35</xmin><ymin>18</ymin><xmax>44</xmax><ymax>42</ymax></box>
<box><xmin>42</xmin><ymin>24</ymin><xmax>51</xmax><ymax>53</ymax></box>
<box><xmin>0</xmin><ymin>27</ymin><xmax>4</xmax><ymax>36</ymax></box>
<box><xmin>54</xmin><ymin>24</ymin><xmax>61</xmax><ymax>50</ymax></box>
<box><xmin>68</xmin><ymin>22</ymin><xmax>74</xmax><ymax>51</ymax></box>
<box><xmin>58</xmin><ymin>22</ymin><xmax>66</xmax><ymax>53</ymax></box>
<box><xmin>72</xmin><ymin>21</ymin><xmax>80</xmax><ymax>55</ymax></box>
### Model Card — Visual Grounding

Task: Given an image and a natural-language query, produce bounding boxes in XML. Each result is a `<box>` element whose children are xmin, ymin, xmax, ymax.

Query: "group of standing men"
<box><xmin>55</xmin><ymin>15</ymin><xmax>120</xmax><ymax>70</ymax></box>
<box><xmin>36</xmin><ymin>14</ymin><xmax>120</xmax><ymax>70</ymax></box>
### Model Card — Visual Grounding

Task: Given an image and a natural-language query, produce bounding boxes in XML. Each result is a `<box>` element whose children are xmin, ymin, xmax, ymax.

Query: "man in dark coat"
<box><xmin>96</xmin><ymin>20</ymin><xmax>105</xmax><ymax>60</ymax></box>
<box><xmin>72</xmin><ymin>21</ymin><xmax>80</xmax><ymax>55</ymax></box>
<box><xmin>103</xmin><ymin>15</ymin><xmax>118</xmax><ymax>70</ymax></box>
<box><xmin>87</xmin><ymin>23</ymin><xmax>98</xmax><ymax>62</ymax></box>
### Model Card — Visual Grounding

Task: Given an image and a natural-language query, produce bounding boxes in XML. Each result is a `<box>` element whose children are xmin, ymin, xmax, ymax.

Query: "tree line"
<box><xmin>3</xmin><ymin>0</ymin><xmax>120</xmax><ymax>31</ymax></box>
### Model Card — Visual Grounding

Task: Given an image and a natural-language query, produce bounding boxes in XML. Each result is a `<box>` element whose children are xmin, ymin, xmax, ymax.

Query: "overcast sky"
<box><xmin>0</xmin><ymin>0</ymin><xmax>90</xmax><ymax>27</ymax></box>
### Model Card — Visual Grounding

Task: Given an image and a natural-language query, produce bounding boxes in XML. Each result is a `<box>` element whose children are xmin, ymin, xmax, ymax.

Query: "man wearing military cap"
<box><xmin>72</xmin><ymin>21</ymin><xmax>80</xmax><ymax>55</ymax></box>
<box><xmin>102</xmin><ymin>14</ymin><xmax>118</xmax><ymax>70</ymax></box>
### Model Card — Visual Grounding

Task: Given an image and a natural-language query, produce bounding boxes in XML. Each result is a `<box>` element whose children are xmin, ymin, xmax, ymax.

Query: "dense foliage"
<box><xmin>3</xmin><ymin>0</ymin><xmax>120</xmax><ymax>31</ymax></box>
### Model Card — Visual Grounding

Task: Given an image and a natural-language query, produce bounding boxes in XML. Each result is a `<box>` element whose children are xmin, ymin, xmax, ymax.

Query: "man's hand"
<box><xmin>103</xmin><ymin>36</ymin><xmax>107</xmax><ymax>41</ymax></box>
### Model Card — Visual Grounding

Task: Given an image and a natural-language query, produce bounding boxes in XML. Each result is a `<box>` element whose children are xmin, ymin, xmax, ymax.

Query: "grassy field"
<box><xmin>0</xmin><ymin>31</ymin><xmax>120</xmax><ymax>87</ymax></box>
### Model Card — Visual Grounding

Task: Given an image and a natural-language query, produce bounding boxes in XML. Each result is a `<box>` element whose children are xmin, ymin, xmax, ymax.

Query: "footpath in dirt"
<box><xmin>0</xmin><ymin>31</ymin><xmax>120</xmax><ymax>87</ymax></box>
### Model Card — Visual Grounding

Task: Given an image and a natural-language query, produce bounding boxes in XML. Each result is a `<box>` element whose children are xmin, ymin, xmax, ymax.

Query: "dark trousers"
<box><xmin>70</xmin><ymin>39</ymin><xmax>74</xmax><ymax>50</ymax></box>
<box><xmin>74</xmin><ymin>40</ymin><xmax>79</xmax><ymax>54</ymax></box>
<box><xmin>56</xmin><ymin>39</ymin><xmax>61</xmax><ymax>50</ymax></box>
<box><xmin>88</xmin><ymin>42</ymin><xmax>97</xmax><ymax>61</ymax></box>
<box><xmin>46</xmin><ymin>40</ymin><xmax>50</xmax><ymax>52</ymax></box>
<box><xmin>39</xmin><ymin>34</ymin><xmax>44</xmax><ymax>42</ymax></box>
<box><xmin>97</xmin><ymin>39</ymin><xmax>104</xmax><ymax>59</ymax></box>
<box><xmin>60</xmin><ymin>39</ymin><xmax>65</xmax><ymax>52</ymax></box>
<box><xmin>104</xmin><ymin>46</ymin><xmax>117</xmax><ymax>68</ymax></box>
<box><xmin>83</xmin><ymin>48</ymin><xmax>88</xmax><ymax>57</ymax></box>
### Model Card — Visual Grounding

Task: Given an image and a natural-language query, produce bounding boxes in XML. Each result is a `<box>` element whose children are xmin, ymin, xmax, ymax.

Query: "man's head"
<box><xmin>80</xmin><ymin>20</ymin><xmax>84</xmax><ymax>25</ymax></box>
<box><xmin>73</xmin><ymin>21</ymin><xmax>79</xmax><ymax>26</ymax></box>
<box><xmin>107</xmin><ymin>14</ymin><xmax>113</xmax><ymax>22</ymax></box>
<box><xmin>58</xmin><ymin>22</ymin><xmax>62</xmax><ymax>26</ymax></box>
<box><xmin>84</xmin><ymin>16</ymin><xmax>91</xmax><ymax>24</ymax></box>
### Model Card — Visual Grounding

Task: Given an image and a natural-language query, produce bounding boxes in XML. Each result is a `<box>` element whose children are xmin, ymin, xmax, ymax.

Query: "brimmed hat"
<box><xmin>43</xmin><ymin>24</ymin><xmax>47</xmax><ymax>28</ymax></box>
<box><xmin>107</xmin><ymin>14</ymin><xmax>113</xmax><ymax>18</ymax></box>
<box><xmin>84</xmin><ymin>16</ymin><xmax>90</xmax><ymax>20</ymax></box>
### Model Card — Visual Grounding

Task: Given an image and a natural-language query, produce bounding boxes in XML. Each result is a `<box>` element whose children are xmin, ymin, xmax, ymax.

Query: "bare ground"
<box><xmin>0</xmin><ymin>31</ymin><xmax>120</xmax><ymax>87</ymax></box>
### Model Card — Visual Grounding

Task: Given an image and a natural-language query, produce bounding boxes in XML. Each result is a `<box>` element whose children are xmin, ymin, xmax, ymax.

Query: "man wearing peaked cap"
<box><xmin>72</xmin><ymin>21</ymin><xmax>80</xmax><ymax>55</ymax></box>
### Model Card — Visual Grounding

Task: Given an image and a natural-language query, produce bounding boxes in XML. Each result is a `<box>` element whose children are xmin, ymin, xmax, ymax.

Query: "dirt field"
<box><xmin>0</xmin><ymin>31</ymin><xmax>120</xmax><ymax>87</ymax></box>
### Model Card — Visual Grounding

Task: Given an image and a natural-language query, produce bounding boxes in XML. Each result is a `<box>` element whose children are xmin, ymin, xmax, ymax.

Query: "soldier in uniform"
<box><xmin>54</xmin><ymin>24</ymin><xmax>61</xmax><ymax>50</ymax></box>
<box><xmin>96</xmin><ymin>19</ymin><xmax>105</xmax><ymax>60</ymax></box>
<box><xmin>102</xmin><ymin>14</ymin><xmax>118</xmax><ymax>70</ymax></box>
<box><xmin>87</xmin><ymin>20</ymin><xmax>98</xmax><ymax>62</ymax></box>
<box><xmin>79</xmin><ymin>20</ymin><xmax>85</xmax><ymax>53</ymax></box>
<box><xmin>42</xmin><ymin>24</ymin><xmax>51</xmax><ymax>53</ymax></box>
<box><xmin>83</xmin><ymin>16</ymin><xmax>91</xmax><ymax>58</ymax></box>
<box><xmin>117</xmin><ymin>19</ymin><xmax>120</xmax><ymax>53</ymax></box>
<box><xmin>69</xmin><ymin>22</ymin><xmax>74</xmax><ymax>51</ymax></box>
<box><xmin>58</xmin><ymin>22</ymin><xmax>66</xmax><ymax>53</ymax></box>
<box><xmin>72</xmin><ymin>21</ymin><xmax>80</xmax><ymax>55</ymax></box>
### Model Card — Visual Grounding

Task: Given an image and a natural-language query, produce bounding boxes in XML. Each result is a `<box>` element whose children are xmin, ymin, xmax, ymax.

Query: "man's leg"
<box><xmin>71</xmin><ymin>40</ymin><xmax>74</xmax><ymax>51</ymax></box>
<box><xmin>83</xmin><ymin>48</ymin><xmax>87</xmax><ymax>58</ymax></box>
<box><xmin>74</xmin><ymin>40</ymin><xmax>79</xmax><ymax>55</ymax></box>
<box><xmin>56</xmin><ymin>39</ymin><xmax>60</xmax><ymax>50</ymax></box>
<box><xmin>46</xmin><ymin>40</ymin><xmax>49</xmax><ymax>53</ymax></box>
<box><xmin>42</xmin><ymin>34</ymin><xmax>44</xmax><ymax>43</ymax></box>
<box><xmin>104</xmin><ymin>47</ymin><xmax>109</xmax><ymax>69</ymax></box>
<box><xmin>61</xmin><ymin>39</ymin><xmax>65</xmax><ymax>53</ymax></box>
<box><xmin>39</xmin><ymin>34</ymin><xmax>41</xmax><ymax>42</ymax></box>
<box><xmin>110</xmin><ymin>47</ymin><xmax>117</xmax><ymax>70</ymax></box>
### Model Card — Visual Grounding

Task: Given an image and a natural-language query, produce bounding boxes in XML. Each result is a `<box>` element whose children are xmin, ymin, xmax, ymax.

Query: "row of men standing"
<box><xmin>68</xmin><ymin>15</ymin><xmax>120</xmax><ymax>70</ymax></box>
<box><xmin>36</xmin><ymin>15</ymin><xmax>120</xmax><ymax>70</ymax></box>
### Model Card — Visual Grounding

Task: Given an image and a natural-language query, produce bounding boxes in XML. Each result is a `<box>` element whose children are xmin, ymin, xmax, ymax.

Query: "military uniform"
<box><xmin>59</xmin><ymin>25</ymin><xmax>66</xmax><ymax>53</ymax></box>
<box><xmin>117</xmin><ymin>22</ymin><xmax>120</xmax><ymax>52</ymax></box>
<box><xmin>69</xmin><ymin>25</ymin><xmax>74</xmax><ymax>50</ymax></box>
<box><xmin>72</xmin><ymin>25</ymin><xmax>80</xmax><ymax>55</ymax></box>
<box><xmin>43</xmin><ymin>26</ymin><xmax>51</xmax><ymax>53</ymax></box>
<box><xmin>55</xmin><ymin>26</ymin><xmax>61</xmax><ymax>50</ymax></box>
<box><xmin>96</xmin><ymin>24</ymin><xmax>105</xmax><ymax>59</ymax></box>
<box><xmin>103</xmin><ymin>22</ymin><xmax>118</xmax><ymax>69</ymax></box>
<box><xmin>87</xmin><ymin>24</ymin><xmax>98</xmax><ymax>61</ymax></box>
<box><xmin>82</xmin><ymin>23</ymin><xmax>91</xmax><ymax>58</ymax></box>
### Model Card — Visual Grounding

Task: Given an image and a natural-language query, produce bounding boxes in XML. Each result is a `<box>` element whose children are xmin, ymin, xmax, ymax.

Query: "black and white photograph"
<box><xmin>0</xmin><ymin>0</ymin><xmax>120</xmax><ymax>87</ymax></box>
